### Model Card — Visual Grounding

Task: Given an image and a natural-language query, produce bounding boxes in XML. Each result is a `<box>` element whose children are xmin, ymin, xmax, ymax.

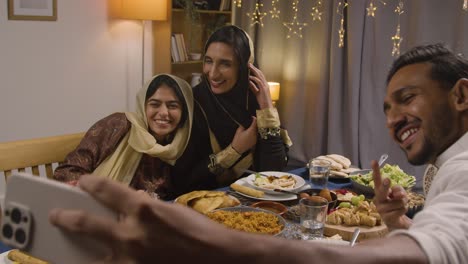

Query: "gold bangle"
<box><xmin>258</xmin><ymin>127</ymin><xmax>281</xmax><ymax>140</ymax></box>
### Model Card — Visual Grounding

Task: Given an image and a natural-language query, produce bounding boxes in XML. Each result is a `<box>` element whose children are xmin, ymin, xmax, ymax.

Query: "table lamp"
<box><xmin>109</xmin><ymin>0</ymin><xmax>168</xmax><ymax>85</ymax></box>
<box><xmin>268</xmin><ymin>82</ymin><xmax>281</xmax><ymax>107</ymax></box>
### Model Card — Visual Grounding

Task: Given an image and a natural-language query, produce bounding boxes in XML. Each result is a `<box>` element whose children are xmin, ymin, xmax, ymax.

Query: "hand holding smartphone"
<box><xmin>0</xmin><ymin>173</ymin><xmax>117</xmax><ymax>264</ymax></box>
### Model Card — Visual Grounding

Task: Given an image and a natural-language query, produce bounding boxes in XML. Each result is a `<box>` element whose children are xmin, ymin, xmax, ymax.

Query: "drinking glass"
<box><xmin>299</xmin><ymin>196</ymin><xmax>328</xmax><ymax>240</ymax></box>
<box><xmin>309</xmin><ymin>159</ymin><xmax>331</xmax><ymax>189</ymax></box>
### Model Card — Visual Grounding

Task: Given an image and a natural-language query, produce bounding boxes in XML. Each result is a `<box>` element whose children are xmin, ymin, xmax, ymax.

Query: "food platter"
<box><xmin>232</xmin><ymin>179</ymin><xmax>300</xmax><ymax>201</ymax></box>
<box><xmin>209</xmin><ymin>206</ymin><xmax>287</xmax><ymax>236</ymax></box>
<box><xmin>244</xmin><ymin>171</ymin><xmax>306</xmax><ymax>194</ymax></box>
<box><xmin>324</xmin><ymin>223</ymin><xmax>388</xmax><ymax>242</ymax></box>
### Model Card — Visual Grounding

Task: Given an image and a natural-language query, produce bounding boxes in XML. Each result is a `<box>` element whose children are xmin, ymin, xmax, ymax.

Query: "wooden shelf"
<box><xmin>172</xmin><ymin>8</ymin><xmax>231</xmax><ymax>15</ymax></box>
<box><xmin>153</xmin><ymin>1</ymin><xmax>233</xmax><ymax>82</ymax></box>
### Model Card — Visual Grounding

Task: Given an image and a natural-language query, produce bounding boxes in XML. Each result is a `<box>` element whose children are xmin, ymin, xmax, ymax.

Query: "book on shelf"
<box><xmin>219</xmin><ymin>0</ymin><xmax>231</xmax><ymax>11</ymax></box>
<box><xmin>173</xmin><ymin>33</ymin><xmax>189</xmax><ymax>62</ymax></box>
<box><xmin>170</xmin><ymin>35</ymin><xmax>180</xmax><ymax>62</ymax></box>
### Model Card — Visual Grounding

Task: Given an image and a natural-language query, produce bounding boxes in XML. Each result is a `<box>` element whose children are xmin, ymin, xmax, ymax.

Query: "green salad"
<box><xmin>350</xmin><ymin>164</ymin><xmax>416</xmax><ymax>189</ymax></box>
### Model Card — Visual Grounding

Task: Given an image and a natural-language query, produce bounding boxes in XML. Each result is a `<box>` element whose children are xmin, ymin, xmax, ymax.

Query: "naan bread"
<box><xmin>327</xmin><ymin>154</ymin><xmax>352</xmax><ymax>169</ymax></box>
<box><xmin>191</xmin><ymin>197</ymin><xmax>224</xmax><ymax>214</ymax></box>
<box><xmin>175</xmin><ymin>190</ymin><xmax>240</xmax><ymax>214</ymax></box>
<box><xmin>315</xmin><ymin>156</ymin><xmax>343</xmax><ymax>170</ymax></box>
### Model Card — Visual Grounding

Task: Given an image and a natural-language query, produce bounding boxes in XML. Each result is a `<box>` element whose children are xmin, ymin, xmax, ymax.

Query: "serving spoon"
<box><xmin>378</xmin><ymin>153</ymin><xmax>389</xmax><ymax>168</ymax></box>
<box><xmin>349</xmin><ymin>228</ymin><xmax>360</xmax><ymax>246</ymax></box>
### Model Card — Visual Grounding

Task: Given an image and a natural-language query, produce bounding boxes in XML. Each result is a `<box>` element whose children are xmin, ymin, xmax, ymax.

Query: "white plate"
<box><xmin>233</xmin><ymin>179</ymin><xmax>308</xmax><ymax>201</ymax></box>
<box><xmin>245</xmin><ymin>171</ymin><xmax>306</xmax><ymax>194</ymax></box>
<box><xmin>306</xmin><ymin>238</ymin><xmax>350</xmax><ymax>246</ymax></box>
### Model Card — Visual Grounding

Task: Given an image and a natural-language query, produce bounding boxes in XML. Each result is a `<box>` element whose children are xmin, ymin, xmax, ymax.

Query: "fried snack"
<box><xmin>343</xmin><ymin>213</ymin><xmax>360</xmax><ymax>226</ymax></box>
<box><xmin>319</xmin><ymin>188</ymin><xmax>333</xmax><ymax>202</ymax></box>
<box><xmin>359</xmin><ymin>214</ymin><xmax>377</xmax><ymax>227</ymax></box>
<box><xmin>327</xmin><ymin>212</ymin><xmax>343</xmax><ymax>225</ymax></box>
<box><xmin>230</xmin><ymin>183</ymin><xmax>264</xmax><ymax>198</ymax></box>
<box><xmin>7</xmin><ymin>249</ymin><xmax>49</xmax><ymax>264</ymax></box>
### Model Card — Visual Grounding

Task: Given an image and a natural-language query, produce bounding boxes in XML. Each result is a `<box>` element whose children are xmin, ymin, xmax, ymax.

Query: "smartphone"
<box><xmin>0</xmin><ymin>173</ymin><xmax>117</xmax><ymax>264</ymax></box>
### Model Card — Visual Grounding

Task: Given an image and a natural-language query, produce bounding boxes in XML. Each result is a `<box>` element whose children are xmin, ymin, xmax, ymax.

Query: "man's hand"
<box><xmin>49</xmin><ymin>175</ymin><xmax>234</xmax><ymax>263</ymax></box>
<box><xmin>371</xmin><ymin>160</ymin><xmax>412</xmax><ymax>231</ymax></box>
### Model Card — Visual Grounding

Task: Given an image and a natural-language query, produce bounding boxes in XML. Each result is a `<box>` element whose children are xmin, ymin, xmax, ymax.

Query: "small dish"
<box><xmin>189</xmin><ymin>52</ymin><xmax>202</xmax><ymax>60</ymax></box>
<box><xmin>250</xmin><ymin>201</ymin><xmax>288</xmax><ymax>216</ymax></box>
<box><xmin>245</xmin><ymin>171</ymin><xmax>306</xmax><ymax>194</ymax></box>
<box><xmin>297</xmin><ymin>188</ymin><xmax>337</xmax><ymax>211</ymax></box>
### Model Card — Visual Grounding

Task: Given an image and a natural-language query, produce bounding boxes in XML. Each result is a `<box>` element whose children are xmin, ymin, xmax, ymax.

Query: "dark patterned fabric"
<box><xmin>54</xmin><ymin>113</ymin><xmax>173</xmax><ymax>200</ymax></box>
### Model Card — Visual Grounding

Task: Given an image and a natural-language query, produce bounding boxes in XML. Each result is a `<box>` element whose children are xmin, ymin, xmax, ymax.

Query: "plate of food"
<box><xmin>206</xmin><ymin>206</ymin><xmax>287</xmax><ymax>236</ymax></box>
<box><xmin>174</xmin><ymin>190</ymin><xmax>240</xmax><ymax>214</ymax></box>
<box><xmin>245</xmin><ymin>171</ymin><xmax>306</xmax><ymax>194</ymax></box>
<box><xmin>349</xmin><ymin>164</ymin><xmax>416</xmax><ymax>198</ymax></box>
<box><xmin>230</xmin><ymin>179</ymin><xmax>299</xmax><ymax>201</ymax></box>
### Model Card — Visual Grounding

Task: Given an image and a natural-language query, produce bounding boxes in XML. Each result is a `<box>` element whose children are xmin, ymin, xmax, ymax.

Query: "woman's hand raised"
<box><xmin>248</xmin><ymin>64</ymin><xmax>273</xmax><ymax>109</ymax></box>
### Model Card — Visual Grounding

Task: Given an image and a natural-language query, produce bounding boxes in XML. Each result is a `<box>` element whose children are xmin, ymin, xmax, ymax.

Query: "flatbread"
<box><xmin>327</xmin><ymin>154</ymin><xmax>351</xmax><ymax>169</ymax></box>
<box><xmin>330</xmin><ymin>170</ymin><xmax>349</xmax><ymax>178</ymax></box>
<box><xmin>220</xmin><ymin>195</ymin><xmax>241</xmax><ymax>207</ymax></box>
<box><xmin>315</xmin><ymin>156</ymin><xmax>343</xmax><ymax>170</ymax></box>
<box><xmin>191</xmin><ymin>197</ymin><xmax>224</xmax><ymax>214</ymax></box>
<box><xmin>175</xmin><ymin>190</ymin><xmax>208</xmax><ymax>206</ymax></box>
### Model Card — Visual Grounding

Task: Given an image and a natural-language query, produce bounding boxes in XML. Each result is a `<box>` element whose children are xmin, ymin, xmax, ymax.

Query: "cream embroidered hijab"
<box><xmin>93</xmin><ymin>74</ymin><xmax>193</xmax><ymax>185</ymax></box>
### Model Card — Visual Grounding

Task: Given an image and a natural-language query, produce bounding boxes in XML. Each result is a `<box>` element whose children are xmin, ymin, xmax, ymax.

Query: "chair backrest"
<box><xmin>0</xmin><ymin>133</ymin><xmax>85</xmax><ymax>181</ymax></box>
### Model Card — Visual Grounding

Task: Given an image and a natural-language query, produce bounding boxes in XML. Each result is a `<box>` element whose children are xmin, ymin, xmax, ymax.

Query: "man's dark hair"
<box><xmin>387</xmin><ymin>43</ymin><xmax>468</xmax><ymax>90</ymax></box>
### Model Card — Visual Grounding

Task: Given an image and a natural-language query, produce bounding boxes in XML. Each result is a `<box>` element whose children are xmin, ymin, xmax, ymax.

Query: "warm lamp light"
<box><xmin>110</xmin><ymin>0</ymin><xmax>168</xmax><ymax>20</ymax></box>
<box><xmin>268</xmin><ymin>82</ymin><xmax>281</xmax><ymax>103</ymax></box>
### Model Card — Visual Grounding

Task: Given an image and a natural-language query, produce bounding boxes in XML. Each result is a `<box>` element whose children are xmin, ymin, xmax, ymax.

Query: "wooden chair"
<box><xmin>0</xmin><ymin>132</ymin><xmax>85</xmax><ymax>181</ymax></box>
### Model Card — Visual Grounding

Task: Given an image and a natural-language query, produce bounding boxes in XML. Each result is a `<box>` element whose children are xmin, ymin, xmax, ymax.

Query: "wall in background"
<box><xmin>0</xmin><ymin>0</ymin><xmax>152</xmax><ymax>142</ymax></box>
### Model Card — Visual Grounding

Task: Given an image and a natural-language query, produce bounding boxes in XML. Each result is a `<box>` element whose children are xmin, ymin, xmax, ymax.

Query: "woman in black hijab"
<box><xmin>187</xmin><ymin>25</ymin><xmax>292</xmax><ymax>187</ymax></box>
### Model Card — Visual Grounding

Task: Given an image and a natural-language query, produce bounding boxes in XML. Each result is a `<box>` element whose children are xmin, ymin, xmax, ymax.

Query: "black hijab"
<box><xmin>193</xmin><ymin>26</ymin><xmax>259</xmax><ymax>149</ymax></box>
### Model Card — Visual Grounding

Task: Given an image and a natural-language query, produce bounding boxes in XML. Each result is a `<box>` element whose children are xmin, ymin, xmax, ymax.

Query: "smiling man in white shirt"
<box><xmin>49</xmin><ymin>44</ymin><xmax>468</xmax><ymax>264</ymax></box>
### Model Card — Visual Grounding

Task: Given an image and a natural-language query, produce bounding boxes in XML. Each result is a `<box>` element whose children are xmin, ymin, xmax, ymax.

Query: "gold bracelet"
<box><xmin>258</xmin><ymin>127</ymin><xmax>281</xmax><ymax>140</ymax></box>
<box><xmin>208</xmin><ymin>154</ymin><xmax>224</xmax><ymax>174</ymax></box>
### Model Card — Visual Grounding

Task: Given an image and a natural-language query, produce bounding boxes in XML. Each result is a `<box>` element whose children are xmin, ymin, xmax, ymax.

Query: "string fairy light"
<box><xmin>336</xmin><ymin>1</ymin><xmax>348</xmax><ymax>48</ymax></box>
<box><xmin>391</xmin><ymin>0</ymin><xmax>404</xmax><ymax>57</ymax></box>
<box><xmin>463</xmin><ymin>0</ymin><xmax>467</xmax><ymax>11</ymax></box>
<box><xmin>310</xmin><ymin>0</ymin><xmax>323</xmax><ymax>22</ymax></box>
<box><xmin>367</xmin><ymin>0</ymin><xmax>387</xmax><ymax>17</ymax></box>
<box><xmin>283</xmin><ymin>0</ymin><xmax>308</xmax><ymax>38</ymax></box>
<box><xmin>233</xmin><ymin>0</ymin><xmax>242</xmax><ymax>8</ymax></box>
<box><xmin>247</xmin><ymin>1</ymin><xmax>267</xmax><ymax>27</ymax></box>
<box><xmin>270</xmin><ymin>0</ymin><xmax>281</xmax><ymax>19</ymax></box>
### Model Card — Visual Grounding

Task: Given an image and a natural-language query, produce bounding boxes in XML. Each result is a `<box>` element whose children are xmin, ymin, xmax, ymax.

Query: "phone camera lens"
<box><xmin>2</xmin><ymin>224</ymin><xmax>13</xmax><ymax>239</ymax></box>
<box><xmin>11</xmin><ymin>208</ymin><xmax>22</xmax><ymax>224</ymax></box>
<box><xmin>15</xmin><ymin>228</ymin><xmax>27</xmax><ymax>245</ymax></box>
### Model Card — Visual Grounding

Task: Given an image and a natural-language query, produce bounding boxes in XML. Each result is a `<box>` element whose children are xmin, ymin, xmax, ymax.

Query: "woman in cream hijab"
<box><xmin>54</xmin><ymin>74</ymin><xmax>194</xmax><ymax>200</ymax></box>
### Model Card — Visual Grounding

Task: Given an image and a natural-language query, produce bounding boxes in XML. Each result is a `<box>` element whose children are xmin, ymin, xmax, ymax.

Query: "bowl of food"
<box><xmin>350</xmin><ymin>165</ymin><xmax>417</xmax><ymax>198</ymax></box>
<box><xmin>250</xmin><ymin>201</ymin><xmax>288</xmax><ymax>216</ymax></box>
<box><xmin>297</xmin><ymin>188</ymin><xmax>337</xmax><ymax>211</ymax></box>
<box><xmin>206</xmin><ymin>206</ymin><xmax>286</xmax><ymax>236</ymax></box>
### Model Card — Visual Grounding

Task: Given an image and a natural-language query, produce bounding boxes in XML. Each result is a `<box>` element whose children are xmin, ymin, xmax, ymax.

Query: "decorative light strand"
<box><xmin>270</xmin><ymin>0</ymin><xmax>281</xmax><ymax>19</ymax></box>
<box><xmin>391</xmin><ymin>0</ymin><xmax>404</xmax><ymax>57</ymax></box>
<box><xmin>367</xmin><ymin>0</ymin><xmax>387</xmax><ymax>17</ymax></box>
<box><xmin>247</xmin><ymin>2</ymin><xmax>267</xmax><ymax>27</ymax></box>
<box><xmin>310</xmin><ymin>0</ymin><xmax>323</xmax><ymax>22</ymax></box>
<box><xmin>463</xmin><ymin>0</ymin><xmax>467</xmax><ymax>11</ymax></box>
<box><xmin>233</xmin><ymin>0</ymin><xmax>242</xmax><ymax>8</ymax></box>
<box><xmin>336</xmin><ymin>1</ymin><xmax>348</xmax><ymax>48</ymax></box>
<box><xmin>283</xmin><ymin>0</ymin><xmax>308</xmax><ymax>38</ymax></box>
